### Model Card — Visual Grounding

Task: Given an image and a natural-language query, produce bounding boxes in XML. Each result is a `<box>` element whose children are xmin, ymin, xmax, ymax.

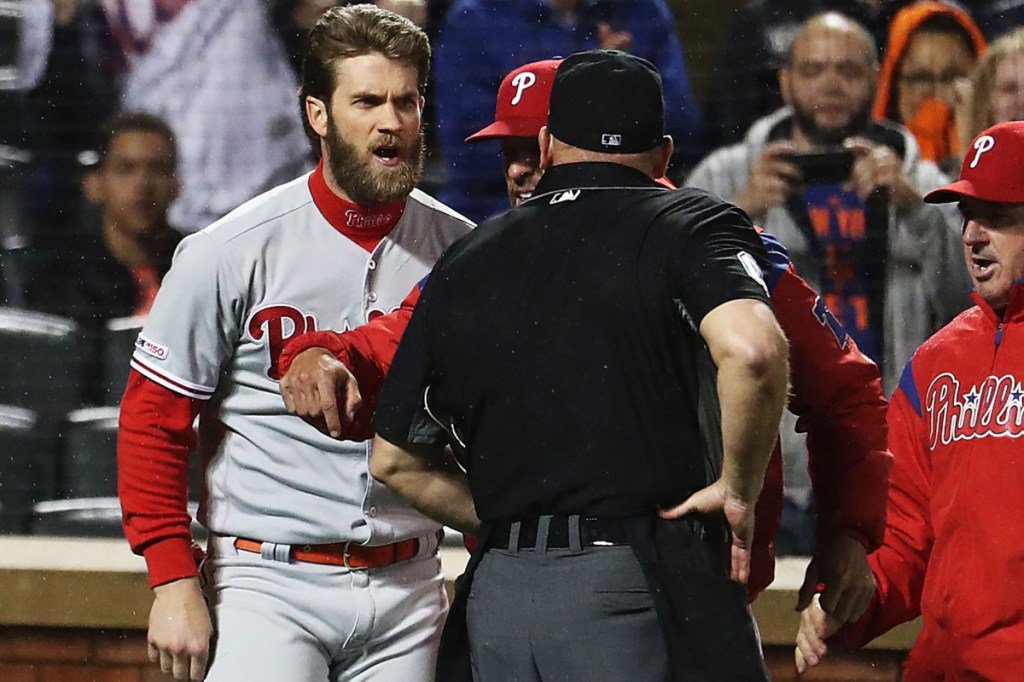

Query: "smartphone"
<box><xmin>786</xmin><ymin>149</ymin><xmax>856</xmax><ymax>185</ymax></box>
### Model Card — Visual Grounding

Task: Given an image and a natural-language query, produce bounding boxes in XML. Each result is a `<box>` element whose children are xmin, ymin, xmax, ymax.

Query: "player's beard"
<box><xmin>325</xmin><ymin>120</ymin><xmax>424</xmax><ymax>206</ymax></box>
<box><xmin>790</xmin><ymin>96</ymin><xmax>873</xmax><ymax>147</ymax></box>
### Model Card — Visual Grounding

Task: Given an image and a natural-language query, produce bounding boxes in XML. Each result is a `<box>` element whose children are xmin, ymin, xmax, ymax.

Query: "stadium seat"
<box><xmin>0</xmin><ymin>307</ymin><xmax>84</xmax><ymax>418</ymax></box>
<box><xmin>103</xmin><ymin>315</ymin><xmax>145</xmax><ymax>405</ymax></box>
<box><xmin>32</xmin><ymin>497</ymin><xmax>206</xmax><ymax>540</ymax></box>
<box><xmin>0</xmin><ymin>405</ymin><xmax>51</xmax><ymax>532</ymax></box>
<box><xmin>62</xmin><ymin>406</ymin><xmax>120</xmax><ymax>499</ymax></box>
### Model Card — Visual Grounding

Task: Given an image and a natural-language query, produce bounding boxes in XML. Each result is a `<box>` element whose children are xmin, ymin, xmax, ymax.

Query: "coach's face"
<box><xmin>307</xmin><ymin>52</ymin><xmax>425</xmax><ymax>205</ymax></box>
<box><xmin>780</xmin><ymin>22</ymin><xmax>876</xmax><ymax>146</ymax></box>
<box><xmin>960</xmin><ymin>197</ymin><xmax>1024</xmax><ymax>314</ymax></box>
<box><xmin>501</xmin><ymin>137</ymin><xmax>543</xmax><ymax>207</ymax></box>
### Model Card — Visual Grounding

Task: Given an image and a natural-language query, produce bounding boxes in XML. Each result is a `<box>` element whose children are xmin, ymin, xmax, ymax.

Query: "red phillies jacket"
<box><xmin>279</xmin><ymin>229</ymin><xmax>892</xmax><ymax>600</ymax></box>
<box><xmin>835</xmin><ymin>285</ymin><xmax>1024</xmax><ymax>680</ymax></box>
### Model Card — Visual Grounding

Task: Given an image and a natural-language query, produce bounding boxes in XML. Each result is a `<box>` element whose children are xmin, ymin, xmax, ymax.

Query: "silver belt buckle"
<box><xmin>342</xmin><ymin>541</ymin><xmax>367</xmax><ymax>571</ymax></box>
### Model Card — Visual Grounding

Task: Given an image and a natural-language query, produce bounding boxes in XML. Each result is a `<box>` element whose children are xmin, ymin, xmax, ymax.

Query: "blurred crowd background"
<box><xmin>1</xmin><ymin>0</ymin><xmax>1022</xmax><ymax>550</ymax></box>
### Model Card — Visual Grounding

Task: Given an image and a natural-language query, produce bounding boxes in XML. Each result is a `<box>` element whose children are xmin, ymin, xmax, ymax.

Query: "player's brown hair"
<box><xmin>298</xmin><ymin>3</ymin><xmax>431</xmax><ymax>150</ymax></box>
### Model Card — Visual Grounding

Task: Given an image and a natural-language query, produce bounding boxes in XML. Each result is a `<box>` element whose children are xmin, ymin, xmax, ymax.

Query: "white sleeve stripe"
<box><xmin>130</xmin><ymin>358</ymin><xmax>216</xmax><ymax>400</ymax></box>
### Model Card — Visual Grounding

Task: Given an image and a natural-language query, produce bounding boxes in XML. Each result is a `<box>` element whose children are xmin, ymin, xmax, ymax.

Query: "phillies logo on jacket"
<box><xmin>247</xmin><ymin>305</ymin><xmax>318</xmax><ymax>380</ymax></box>
<box><xmin>927</xmin><ymin>373</ymin><xmax>1024</xmax><ymax>448</ymax></box>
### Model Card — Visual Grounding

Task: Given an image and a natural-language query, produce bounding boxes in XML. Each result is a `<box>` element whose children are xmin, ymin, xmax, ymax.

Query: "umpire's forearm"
<box><xmin>716</xmin><ymin>339</ymin><xmax>789</xmax><ymax>504</ymax></box>
<box><xmin>369</xmin><ymin>436</ymin><xmax>481</xmax><ymax>535</ymax></box>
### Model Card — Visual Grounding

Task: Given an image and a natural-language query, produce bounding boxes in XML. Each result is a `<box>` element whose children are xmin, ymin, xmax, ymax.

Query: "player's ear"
<box><xmin>539</xmin><ymin>126</ymin><xmax>554</xmax><ymax>170</ymax></box>
<box><xmin>305</xmin><ymin>96</ymin><xmax>330</xmax><ymax>139</ymax></box>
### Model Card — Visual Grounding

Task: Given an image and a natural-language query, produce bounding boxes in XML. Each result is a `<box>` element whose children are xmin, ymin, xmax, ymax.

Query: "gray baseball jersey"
<box><xmin>131</xmin><ymin>170</ymin><xmax>472</xmax><ymax>545</ymax></box>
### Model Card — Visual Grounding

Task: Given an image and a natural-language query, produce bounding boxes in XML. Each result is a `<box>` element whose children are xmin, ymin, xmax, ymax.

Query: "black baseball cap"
<box><xmin>547</xmin><ymin>50</ymin><xmax>665</xmax><ymax>154</ymax></box>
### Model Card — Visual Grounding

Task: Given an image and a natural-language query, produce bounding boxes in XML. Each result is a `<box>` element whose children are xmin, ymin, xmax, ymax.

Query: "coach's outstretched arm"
<box><xmin>660</xmin><ymin>298</ymin><xmax>789</xmax><ymax>584</ymax></box>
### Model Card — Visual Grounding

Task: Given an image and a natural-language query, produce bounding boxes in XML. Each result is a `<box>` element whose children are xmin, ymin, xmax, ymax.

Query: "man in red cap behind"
<box><xmin>796</xmin><ymin>121</ymin><xmax>1024</xmax><ymax>681</ymax></box>
<box><xmin>279</xmin><ymin>58</ymin><xmax>892</xmax><ymax>623</ymax></box>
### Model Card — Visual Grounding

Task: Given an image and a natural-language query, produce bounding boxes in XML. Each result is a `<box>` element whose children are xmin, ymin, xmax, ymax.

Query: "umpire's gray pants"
<box><xmin>466</xmin><ymin>543</ymin><xmax>668</xmax><ymax>681</ymax></box>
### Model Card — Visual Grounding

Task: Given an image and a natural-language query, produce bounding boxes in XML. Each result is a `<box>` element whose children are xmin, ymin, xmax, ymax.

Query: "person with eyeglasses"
<box><xmin>874</xmin><ymin>2</ymin><xmax>986</xmax><ymax>174</ymax></box>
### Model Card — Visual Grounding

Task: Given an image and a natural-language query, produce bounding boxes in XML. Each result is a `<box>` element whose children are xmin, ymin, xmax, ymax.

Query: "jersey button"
<box><xmin>367</xmin><ymin>506</ymin><xmax>378</xmax><ymax>518</ymax></box>
<box><xmin>367</xmin><ymin>292</ymin><xmax>378</xmax><ymax>303</ymax></box>
<box><xmin>367</xmin><ymin>259</ymin><xmax>377</xmax><ymax>270</ymax></box>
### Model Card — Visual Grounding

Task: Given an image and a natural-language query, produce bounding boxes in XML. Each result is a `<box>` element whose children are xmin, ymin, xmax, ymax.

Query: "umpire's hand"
<box><xmin>280</xmin><ymin>347</ymin><xmax>363</xmax><ymax>439</ymax></box>
<box><xmin>659</xmin><ymin>479</ymin><xmax>756</xmax><ymax>584</ymax></box>
<box><xmin>149</xmin><ymin>577</ymin><xmax>212</xmax><ymax>681</ymax></box>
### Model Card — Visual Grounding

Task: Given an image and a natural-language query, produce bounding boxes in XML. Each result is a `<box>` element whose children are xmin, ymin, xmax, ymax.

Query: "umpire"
<box><xmin>370</xmin><ymin>50</ymin><xmax>789</xmax><ymax>681</ymax></box>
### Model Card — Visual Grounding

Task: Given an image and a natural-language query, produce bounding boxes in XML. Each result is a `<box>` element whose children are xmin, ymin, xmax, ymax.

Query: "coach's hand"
<box><xmin>149</xmin><ymin>577</ymin><xmax>212</xmax><ymax>681</ymax></box>
<box><xmin>659</xmin><ymin>479</ymin><xmax>756</xmax><ymax>584</ymax></box>
<box><xmin>796</xmin><ymin>534</ymin><xmax>876</xmax><ymax>625</ymax></box>
<box><xmin>280</xmin><ymin>347</ymin><xmax>363</xmax><ymax>439</ymax></box>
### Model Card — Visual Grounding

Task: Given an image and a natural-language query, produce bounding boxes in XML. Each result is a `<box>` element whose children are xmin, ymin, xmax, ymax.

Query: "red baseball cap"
<box><xmin>465</xmin><ymin>59</ymin><xmax>562</xmax><ymax>143</ymax></box>
<box><xmin>925</xmin><ymin>121</ymin><xmax>1024</xmax><ymax>204</ymax></box>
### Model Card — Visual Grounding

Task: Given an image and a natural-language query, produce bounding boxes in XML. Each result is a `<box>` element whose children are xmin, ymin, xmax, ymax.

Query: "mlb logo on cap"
<box><xmin>602</xmin><ymin>134</ymin><xmax>622</xmax><ymax>146</ymax></box>
<box><xmin>925</xmin><ymin>121</ymin><xmax>1024</xmax><ymax>204</ymax></box>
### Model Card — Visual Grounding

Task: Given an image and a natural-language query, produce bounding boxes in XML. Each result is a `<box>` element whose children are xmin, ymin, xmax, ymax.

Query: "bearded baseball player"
<box><xmin>116</xmin><ymin>6</ymin><xmax>472</xmax><ymax>682</ymax></box>
<box><xmin>279</xmin><ymin>58</ymin><xmax>893</xmax><ymax>626</ymax></box>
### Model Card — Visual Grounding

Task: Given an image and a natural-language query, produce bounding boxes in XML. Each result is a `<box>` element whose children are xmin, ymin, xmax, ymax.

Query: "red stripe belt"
<box><xmin>234</xmin><ymin>537</ymin><xmax>421</xmax><ymax>569</ymax></box>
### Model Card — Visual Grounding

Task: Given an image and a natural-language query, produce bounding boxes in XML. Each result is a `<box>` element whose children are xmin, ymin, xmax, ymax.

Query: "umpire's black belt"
<box><xmin>486</xmin><ymin>514</ymin><xmax>651</xmax><ymax>552</ymax></box>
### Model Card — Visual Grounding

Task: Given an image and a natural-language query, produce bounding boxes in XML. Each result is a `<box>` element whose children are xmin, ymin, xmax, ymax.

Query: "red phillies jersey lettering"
<box><xmin>246</xmin><ymin>305</ymin><xmax>318</xmax><ymax>380</ymax></box>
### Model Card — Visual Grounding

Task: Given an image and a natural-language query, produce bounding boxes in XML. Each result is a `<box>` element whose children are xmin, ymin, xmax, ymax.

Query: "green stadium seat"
<box><xmin>62</xmin><ymin>407</ymin><xmax>120</xmax><ymax>498</ymax></box>
<box><xmin>0</xmin><ymin>307</ymin><xmax>85</xmax><ymax>418</ymax></box>
<box><xmin>0</xmin><ymin>405</ymin><xmax>51</xmax><ymax>532</ymax></box>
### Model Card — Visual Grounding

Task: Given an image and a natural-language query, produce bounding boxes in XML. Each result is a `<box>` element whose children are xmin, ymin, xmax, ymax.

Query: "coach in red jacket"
<box><xmin>278</xmin><ymin>59</ymin><xmax>892</xmax><ymax>621</ymax></box>
<box><xmin>796</xmin><ymin>121</ymin><xmax>1024</xmax><ymax>680</ymax></box>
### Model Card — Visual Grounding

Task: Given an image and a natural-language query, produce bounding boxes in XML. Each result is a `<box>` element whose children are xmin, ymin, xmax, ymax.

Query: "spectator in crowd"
<box><xmin>960</xmin><ymin>26</ymin><xmax>1024</xmax><ymax>144</ymax></box>
<box><xmin>103</xmin><ymin>0</ymin><xmax>311</xmax><ymax>232</ymax></box>
<box><xmin>25</xmin><ymin>112</ymin><xmax>181</xmax><ymax>402</ymax></box>
<box><xmin>707</xmin><ymin>0</ymin><xmax>911</xmax><ymax>146</ymax></box>
<box><xmin>873</xmin><ymin>2</ymin><xmax>985</xmax><ymax>174</ymax></box>
<box><xmin>688</xmin><ymin>11</ymin><xmax>972</xmax><ymax>555</ymax></box>
<box><xmin>432</xmin><ymin>0</ymin><xmax>704</xmax><ymax>222</ymax></box>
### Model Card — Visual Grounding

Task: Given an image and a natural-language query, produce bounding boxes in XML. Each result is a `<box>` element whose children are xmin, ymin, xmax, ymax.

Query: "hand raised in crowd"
<box><xmin>796</xmin><ymin>534</ymin><xmax>876</xmax><ymax>626</ymax></box>
<box><xmin>148</xmin><ymin>578</ymin><xmax>213</xmax><ymax>681</ymax></box>
<box><xmin>597</xmin><ymin>22</ymin><xmax>634</xmax><ymax>52</ymax></box>
<box><xmin>280</xmin><ymin>347</ymin><xmax>363</xmax><ymax>439</ymax></box>
<box><xmin>844</xmin><ymin>138</ymin><xmax>921</xmax><ymax>211</ymax></box>
<box><xmin>734</xmin><ymin>141</ymin><xmax>802</xmax><ymax>221</ymax></box>
<box><xmin>659</xmin><ymin>479</ymin><xmax>757</xmax><ymax>584</ymax></box>
<box><xmin>794</xmin><ymin>593</ymin><xmax>843</xmax><ymax>674</ymax></box>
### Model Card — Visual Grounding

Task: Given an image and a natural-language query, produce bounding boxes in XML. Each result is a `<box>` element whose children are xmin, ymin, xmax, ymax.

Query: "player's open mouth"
<box><xmin>373</xmin><ymin>145</ymin><xmax>402</xmax><ymax>167</ymax></box>
<box><xmin>971</xmin><ymin>255</ymin><xmax>997</xmax><ymax>280</ymax></box>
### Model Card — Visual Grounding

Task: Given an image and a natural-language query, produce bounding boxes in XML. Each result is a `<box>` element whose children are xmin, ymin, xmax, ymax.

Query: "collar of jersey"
<box><xmin>308</xmin><ymin>161</ymin><xmax>406</xmax><ymax>252</ymax></box>
<box><xmin>525</xmin><ymin>162</ymin><xmax>665</xmax><ymax>205</ymax></box>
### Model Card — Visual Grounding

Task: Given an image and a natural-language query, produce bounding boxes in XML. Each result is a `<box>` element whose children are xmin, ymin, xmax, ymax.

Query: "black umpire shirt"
<box><xmin>373</xmin><ymin>162</ymin><xmax>772</xmax><ymax>523</ymax></box>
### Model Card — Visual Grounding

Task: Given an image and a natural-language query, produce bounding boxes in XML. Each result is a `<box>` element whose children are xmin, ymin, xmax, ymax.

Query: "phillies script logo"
<box><xmin>927</xmin><ymin>373</ymin><xmax>1024</xmax><ymax>448</ymax></box>
<box><xmin>345</xmin><ymin>210</ymin><xmax>391</xmax><ymax>230</ymax></box>
<box><xmin>247</xmin><ymin>305</ymin><xmax>318</xmax><ymax>380</ymax></box>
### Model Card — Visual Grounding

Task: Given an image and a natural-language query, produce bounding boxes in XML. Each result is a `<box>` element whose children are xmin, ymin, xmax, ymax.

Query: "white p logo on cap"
<box><xmin>510</xmin><ymin>72</ymin><xmax>536</xmax><ymax>105</ymax></box>
<box><xmin>970</xmin><ymin>135</ymin><xmax>996</xmax><ymax>168</ymax></box>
